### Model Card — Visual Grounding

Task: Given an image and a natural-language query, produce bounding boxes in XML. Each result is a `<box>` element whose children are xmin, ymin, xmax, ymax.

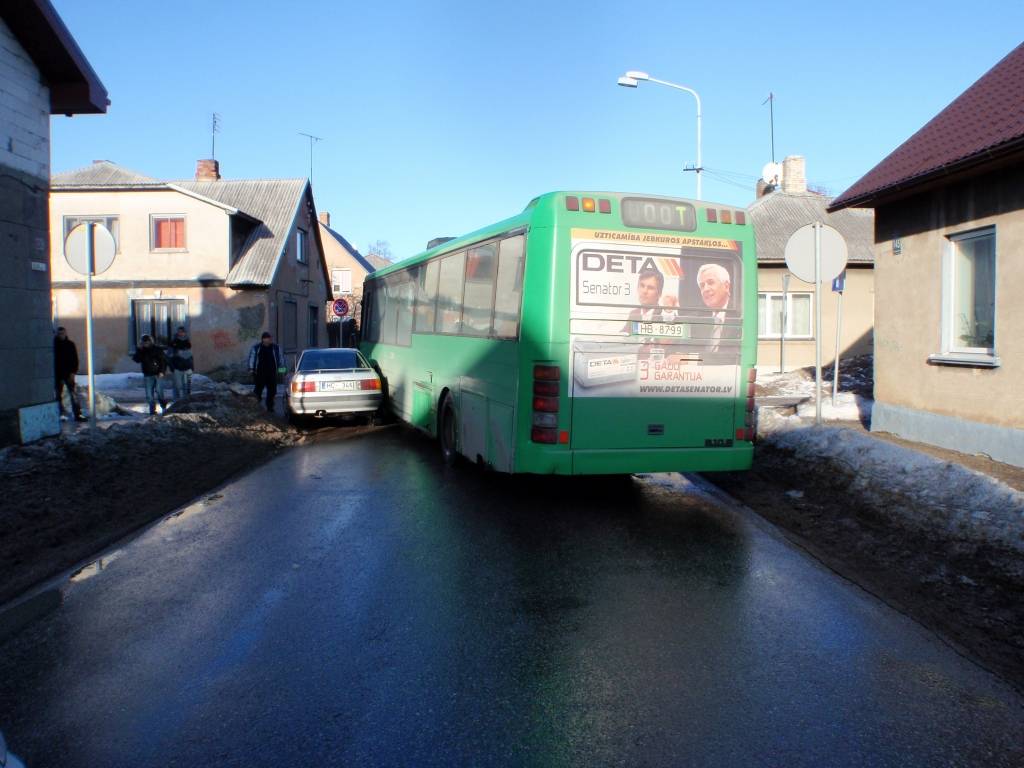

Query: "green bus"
<box><xmin>360</xmin><ymin>192</ymin><xmax>756</xmax><ymax>475</ymax></box>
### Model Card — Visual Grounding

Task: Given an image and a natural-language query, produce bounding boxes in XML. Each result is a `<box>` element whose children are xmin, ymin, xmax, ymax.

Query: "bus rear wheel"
<box><xmin>439</xmin><ymin>395</ymin><xmax>458</xmax><ymax>465</ymax></box>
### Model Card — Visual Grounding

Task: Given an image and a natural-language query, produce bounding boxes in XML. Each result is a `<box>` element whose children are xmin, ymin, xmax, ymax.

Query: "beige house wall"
<box><xmin>756</xmin><ymin>264</ymin><xmax>874</xmax><ymax>372</ymax></box>
<box><xmin>269</xmin><ymin>200</ymin><xmax>329</xmax><ymax>359</ymax></box>
<box><xmin>873</xmin><ymin>168</ymin><xmax>1024</xmax><ymax>432</ymax></box>
<box><xmin>48</xmin><ymin>184</ymin><xmax>331</xmax><ymax>374</ymax></box>
<box><xmin>52</xmin><ymin>286</ymin><xmax>267</xmax><ymax>373</ymax></box>
<box><xmin>50</xmin><ymin>189</ymin><xmax>231</xmax><ymax>283</ymax></box>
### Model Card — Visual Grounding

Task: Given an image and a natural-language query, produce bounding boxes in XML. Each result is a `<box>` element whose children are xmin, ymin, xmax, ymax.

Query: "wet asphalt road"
<box><xmin>1</xmin><ymin>426</ymin><xmax>1022</xmax><ymax>768</ymax></box>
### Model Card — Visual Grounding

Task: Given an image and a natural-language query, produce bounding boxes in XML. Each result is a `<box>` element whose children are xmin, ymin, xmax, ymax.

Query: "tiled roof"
<box><xmin>748</xmin><ymin>191</ymin><xmax>874</xmax><ymax>263</ymax></box>
<box><xmin>174</xmin><ymin>179</ymin><xmax>308</xmax><ymax>286</ymax></box>
<box><xmin>52</xmin><ymin>160</ymin><xmax>161</xmax><ymax>187</ymax></box>
<box><xmin>320</xmin><ymin>223</ymin><xmax>376</xmax><ymax>273</ymax></box>
<box><xmin>831</xmin><ymin>42</ymin><xmax>1024</xmax><ymax>210</ymax></box>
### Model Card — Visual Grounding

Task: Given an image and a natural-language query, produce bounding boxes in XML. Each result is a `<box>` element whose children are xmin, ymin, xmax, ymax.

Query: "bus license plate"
<box><xmin>635</xmin><ymin>321</ymin><xmax>687</xmax><ymax>338</ymax></box>
<box><xmin>321</xmin><ymin>381</ymin><xmax>359</xmax><ymax>391</ymax></box>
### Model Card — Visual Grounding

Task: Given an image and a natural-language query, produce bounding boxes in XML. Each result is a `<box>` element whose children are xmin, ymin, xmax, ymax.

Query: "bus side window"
<box><xmin>493</xmin><ymin>235</ymin><xmax>525</xmax><ymax>338</ymax></box>
<box><xmin>366</xmin><ymin>281</ymin><xmax>382</xmax><ymax>343</ymax></box>
<box><xmin>437</xmin><ymin>251</ymin><xmax>466</xmax><ymax>334</ymax></box>
<box><xmin>396</xmin><ymin>274</ymin><xmax>415</xmax><ymax>346</ymax></box>
<box><xmin>462</xmin><ymin>243</ymin><xmax>497</xmax><ymax>337</ymax></box>
<box><xmin>415</xmin><ymin>259</ymin><xmax>439</xmax><ymax>334</ymax></box>
<box><xmin>380</xmin><ymin>278</ymin><xmax>400</xmax><ymax>345</ymax></box>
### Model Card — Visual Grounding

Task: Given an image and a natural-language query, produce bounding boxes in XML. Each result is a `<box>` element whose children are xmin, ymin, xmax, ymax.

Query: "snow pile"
<box><xmin>765</xmin><ymin>426</ymin><xmax>1024</xmax><ymax>554</ymax></box>
<box><xmin>794</xmin><ymin>392</ymin><xmax>873</xmax><ymax>422</ymax></box>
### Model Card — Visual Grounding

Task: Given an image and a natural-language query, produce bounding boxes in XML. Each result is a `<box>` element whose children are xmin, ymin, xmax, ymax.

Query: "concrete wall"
<box><xmin>50</xmin><ymin>188</ymin><xmax>231</xmax><ymax>282</ymax></box>
<box><xmin>0</xmin><ymin>18</ymin><xmax>52</xmax><ymax>441</ymax></box>
<box><xmin>872</xmin><ymin>162</ymin><xmax>1024</xmax><ymax>465</ymax></box>
<box><xmin>756</xmin><ymin>263</ymin><xmax>874</xmax><ymax>372</ymax></box>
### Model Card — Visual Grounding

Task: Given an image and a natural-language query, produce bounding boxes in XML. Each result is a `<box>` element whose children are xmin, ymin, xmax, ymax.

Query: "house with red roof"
<box><xmin>829</xmin><ymin>42</ymin><xmax>1024</xmax><ymax>466</ymax></box>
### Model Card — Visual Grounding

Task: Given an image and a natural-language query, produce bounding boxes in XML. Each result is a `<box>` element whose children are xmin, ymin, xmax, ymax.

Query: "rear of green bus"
<box><xmin>515</xmin><ymin>192</ymin><xmax>756</xmax><ymax>475</ymax></box>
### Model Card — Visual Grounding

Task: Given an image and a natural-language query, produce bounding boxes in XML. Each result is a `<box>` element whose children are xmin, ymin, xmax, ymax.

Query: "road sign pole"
<box><xmin>86</xmin><ymin>222</ymin><xmax>96</xmax><ymax>428</ymax></box>
<box><xmin>833</xmin><ymin>289</ymin><xmax>843</xmax><ymax>403</ymax></box>
<box><xmin>814</xmin><ymin>221</ymin><xmax>822</xmax><ymax>426</ymax></box>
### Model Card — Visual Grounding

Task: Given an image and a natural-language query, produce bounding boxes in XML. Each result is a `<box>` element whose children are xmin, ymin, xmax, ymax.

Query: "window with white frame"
<box><xmin>63</xmin><ymin>215</ymin><xmax>120</xmax><ymax>252</ymax></box>
<box><xmin>296</xmin><ymin>229</ymin><xmax>308</xmax><ymax>264</ymax></box>
<box><xmin>332</xmin><ymin>268</ymin><xmax>352</xmax><ymax>294</ymax></box>
<box><xmin>151</xmin><ymin>215</ymin><xmax>186</xmax><ymax>250</ymax></box>
<box><xmin>943</xmin><ymin>228</ymin><xmax>995</xmax><ymax>356</ymax></box>
<box><xmin>758</xmin><ymin>292</ymin><xmax>812</xmax><ymax>338</ymax></box>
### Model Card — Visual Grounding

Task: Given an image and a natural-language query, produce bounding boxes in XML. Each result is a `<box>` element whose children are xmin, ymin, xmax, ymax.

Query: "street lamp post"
<box><xmin>617</xmin><ymin>70</ymin><xmax>703</xmax><ymax>200</ymax></box>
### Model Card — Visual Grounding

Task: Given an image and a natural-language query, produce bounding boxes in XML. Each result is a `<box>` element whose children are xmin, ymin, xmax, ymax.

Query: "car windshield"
<box><xmin>298</xmin><ymin>349</ymin><xmax>367</xmax><ymax>372</ymax></box>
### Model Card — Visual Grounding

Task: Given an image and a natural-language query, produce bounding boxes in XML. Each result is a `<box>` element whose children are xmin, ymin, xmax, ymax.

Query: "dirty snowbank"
<box><xmin>762</xmin><ymin>425</ymin><xmax>1024</xmax><ymax>555</ymax></box>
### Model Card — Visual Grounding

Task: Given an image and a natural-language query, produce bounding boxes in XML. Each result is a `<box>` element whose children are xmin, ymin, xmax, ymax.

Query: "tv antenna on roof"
<box><xmin>761</xmin><ymin>92</ymin><xmax>776</xmax><ymax>163</ymax></box>
<box><xmin>298</xmin><ymin>131</ymin><xmax>324</xmax><ymax>185</ymax></box>
<box><xmin>211</xmin><ymin>112</ymin><xmax>221</xmax><ymax>159</ymax></box>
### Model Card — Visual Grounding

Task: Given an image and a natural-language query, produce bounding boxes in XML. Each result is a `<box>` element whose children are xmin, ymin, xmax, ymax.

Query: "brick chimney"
<box><xmin>319</xmin><ymin>211</ymin><xmax>330</xmax><ymax>227</ymax></box>
<box><xmin>195</xmin><ymin>159</ymin><xmax>221</xmax><ymax>181</ymax></box>
<box><xmin>781</xmin><ymin>155</ymin><xmax>806</xmax><ymax>194</ymax></box>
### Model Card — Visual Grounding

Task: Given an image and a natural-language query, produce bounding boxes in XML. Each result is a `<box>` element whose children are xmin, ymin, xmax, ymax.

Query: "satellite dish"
<box><xmin>761</xmin><ymin>162</ymin><xmax>782</xmax><ymax>185</ymax></box>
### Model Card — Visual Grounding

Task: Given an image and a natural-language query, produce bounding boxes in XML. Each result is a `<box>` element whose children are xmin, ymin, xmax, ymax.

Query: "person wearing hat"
<box><xmin>132</xmin><ymin>335</ymin><xmax>168</xmax><ymax>415</ymax></box>
<box><xmin>248</xmin><ymin>332</ymin><xmax>285</xmax><ymax>412</ymax></box>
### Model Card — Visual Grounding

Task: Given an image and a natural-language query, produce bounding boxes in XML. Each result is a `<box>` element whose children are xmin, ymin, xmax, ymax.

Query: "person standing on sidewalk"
<box><xmin>248</xmin><ymin>332</ymin><xmax>285</xmax><ymax>413</ymax></box>
<box><xmin>133</xmin><ymin>335</ymin><xmax>168</xmax><ymax>415</ymax></box>
<box><xmin>53</xmin><ymin>327</ymin><xmax>86</xmax><ymax>422</ymax></box>
<box><xmin>168</xmin><ymin>326</ymin><xmax>194</xmax><ymax>400</ymax></box>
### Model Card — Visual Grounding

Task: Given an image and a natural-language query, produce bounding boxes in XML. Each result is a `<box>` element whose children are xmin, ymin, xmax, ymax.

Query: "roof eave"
<box><xmin>5</xmin><ymin>0</ymin><xmax>109</xmax><ymax>115</ymax></box>
<box><xmin>829</xmin><ymin>137</ymin><xmax>1024</xmax><ymax>212</ymax></box>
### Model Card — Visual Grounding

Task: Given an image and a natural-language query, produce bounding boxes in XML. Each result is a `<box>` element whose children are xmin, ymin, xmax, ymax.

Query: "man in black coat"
<box><xmin>132</xmin><ymin>335</ymin><xmax>168</xmax><ymax>415</ymax></box>
<box><xmin>248</xmin><ymin>332</ymin><xmax>285</xmax><ymax>413</ymax></box>
<box><xmin>54</xmin><ymin>327</ymin><xmax>86</xmax><ymax>421</ymax></box>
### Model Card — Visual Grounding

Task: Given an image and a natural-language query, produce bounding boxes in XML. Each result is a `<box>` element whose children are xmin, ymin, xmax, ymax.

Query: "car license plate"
<box><xmin>320</xmin><ymin>381</ymin><xmax>358</xmax><ymax>391</ymax></box>
<box><xmin>634</xmin><ymin>321</ymin><xmax>687</xmax><ymax>338</ymax></box>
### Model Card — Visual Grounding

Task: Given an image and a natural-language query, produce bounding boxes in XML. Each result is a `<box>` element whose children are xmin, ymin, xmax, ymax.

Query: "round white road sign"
<box><xmin>64</xmin><ymin>223</ymin><xmax>116</xmax><ymax>276</ymax></box>
<box><xmin>784</xmin><ymin>223</ymin><xmax>848</xmax><ymax>283</ymax></box>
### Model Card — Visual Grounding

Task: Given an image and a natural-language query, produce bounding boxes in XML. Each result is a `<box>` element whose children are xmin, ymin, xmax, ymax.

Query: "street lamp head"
<box><xmin>617</xmin><ymin>76</ymin><xmax>639</xmax><ymax>88</ymax></box>
<box><xmin>625</xmin><ymin>70</ymin><xmax>650</xmax><ymax>81</ymax></box>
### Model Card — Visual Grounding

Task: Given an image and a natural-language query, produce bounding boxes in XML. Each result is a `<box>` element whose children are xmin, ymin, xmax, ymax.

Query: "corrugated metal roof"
<box><xmin>320</xmin><ymin>223</ymin><xmax>376</xmax><ymax>273</ymax></box>
<box><xmin>173</xmin><ymin>179</ymin><xmax>308</xmax><ymax>287</ymax></box>
<box><xmin>52</xmin><ymin>160</ymin><xmax>160</xmax><ymax>187</ymax></box>
<box><xmin>831</xmin><ymin>42</ymin><xmax>1024</xmax><ymax>210</ymax></box>
<box><xmin>748</xmin><ymin>191</ymin><xmax>874</xmax><ymax>263</ymax></box>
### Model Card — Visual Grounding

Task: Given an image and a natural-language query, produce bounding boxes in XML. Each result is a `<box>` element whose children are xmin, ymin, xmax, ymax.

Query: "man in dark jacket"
<box><xmin>167</xmin><ymin>326</ymin><xmax>194</xmax><ymax>400</ymax></box>
<box><xmin>132</xmin><ymin>335</ymin><xmax>168</xmax><ymax>415</ymax></box>
<box><xmin>248</xmin><ymin>332</ymin><xmax>285</xmax><ymax>412</ymax></box>
<box><xmin>54</xmin><ymin>327</ymin><xmax>86</xmax><ymax>421</ymax></box>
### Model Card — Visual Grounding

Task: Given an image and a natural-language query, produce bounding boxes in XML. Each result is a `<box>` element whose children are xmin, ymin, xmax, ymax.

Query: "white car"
<box><xmin>285</xmin><ymin>348</ymin><xmax>382</xmax><ymax>423</ymax></box>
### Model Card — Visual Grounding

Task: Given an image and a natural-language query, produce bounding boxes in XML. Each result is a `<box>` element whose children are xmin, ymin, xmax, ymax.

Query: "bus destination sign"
<box><xmin>621</xmin><ymin>198</ymin><xmax>696</xmax><ymax>233</ymax></box>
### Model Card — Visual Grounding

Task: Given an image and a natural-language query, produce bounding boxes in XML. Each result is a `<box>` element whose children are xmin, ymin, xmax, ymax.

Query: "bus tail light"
<box><xmin>531</xmin><ymin>364</ymin><xmax>561</xmax><ymax>443</ymax></box>
<box><xmin>735</xmin><ymin>211</ymin><xmax>746</xmax><ymax>225</ymax></box>
<box><xmin>531</xmin><ymin>427</ymin><xmax>559</xmax><ymax>444</ymax></box>
<box><xmin>720</xmin><ymin>209</ymin><xmax>733</xmax><ymax>224</ymax></box>
<box><xmin>566</xmin><ymin>196</ymin><xmax>580</xmax><ymax>211</ymax></box>
<box><xmin>706</xmin><ymin>208</ymin><xmax>718</xmax><ymax>223</ymax></box>
<box><xmin>599</xmin><ymin>199</ymin><xmax>611</xmax><ymax>214</ymax></box>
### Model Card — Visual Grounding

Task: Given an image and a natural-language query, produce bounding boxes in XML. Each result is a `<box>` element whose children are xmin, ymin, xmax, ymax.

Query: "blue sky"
<box><xmin>51</xmin><ymin>0</ymin><xmax>1023</xmax><ymax>260</ymax></box>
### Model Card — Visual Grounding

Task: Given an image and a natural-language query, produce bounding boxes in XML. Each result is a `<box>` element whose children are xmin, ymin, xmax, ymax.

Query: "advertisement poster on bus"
<box><xmin>569</xmin><ymin>228</ymin><xmax>743</xmax><ymax>398</ymax></box>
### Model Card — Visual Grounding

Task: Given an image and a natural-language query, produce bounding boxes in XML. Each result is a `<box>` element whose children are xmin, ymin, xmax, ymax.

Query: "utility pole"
<box><xmin>762</xmin><ymin>92</ymin><xmax>775</xmax><ymax>163</ymax></box>
<box><xmin>299</xmin><ymin>131</ymin><xmax>323</xmax><ymax>185</ymax></box>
